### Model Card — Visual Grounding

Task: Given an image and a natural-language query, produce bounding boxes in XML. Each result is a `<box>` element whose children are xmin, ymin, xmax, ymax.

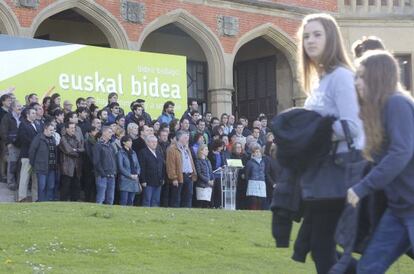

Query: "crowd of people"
<box><xmin>0</xmin><ymin>91</ymin><xmax>277</xmax><ymax>210</ymax></box>
<box><xmin>1</xmin><ymin>11</ymin><xmax>414</xmax><ymax>274</ymax></box>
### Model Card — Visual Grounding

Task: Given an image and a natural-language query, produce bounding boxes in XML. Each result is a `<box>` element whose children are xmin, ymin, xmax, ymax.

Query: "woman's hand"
<box><xmin>347</xmin><ymin>188</ymin><xmax>360</xmax><ymax>208</ymax></box>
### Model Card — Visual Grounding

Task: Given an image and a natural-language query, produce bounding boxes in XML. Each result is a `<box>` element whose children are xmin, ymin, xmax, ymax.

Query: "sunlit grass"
<box><xmin>0</xmin><ymin>203</ymin><xmax>411</xmax><ymax>273</ymax></box>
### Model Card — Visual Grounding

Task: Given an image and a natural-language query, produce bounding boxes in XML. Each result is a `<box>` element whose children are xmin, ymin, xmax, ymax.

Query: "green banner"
<box><xmin>0</xmin><ymin>36</ymin><xmax>187</xmax><ymax>118</ymax></box>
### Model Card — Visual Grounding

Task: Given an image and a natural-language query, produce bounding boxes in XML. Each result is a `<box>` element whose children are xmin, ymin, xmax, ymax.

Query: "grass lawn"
<box><xmin>0</xmin><ymin>203</ymin><xmax>412</xmax><ymax>273</ymax></box>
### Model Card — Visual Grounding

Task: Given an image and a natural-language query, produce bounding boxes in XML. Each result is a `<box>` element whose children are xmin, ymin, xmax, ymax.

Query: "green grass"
<box><xmin>0</xmin><ymin>203</ymin><xmax>411</xmax><ymax>274</ymax></box>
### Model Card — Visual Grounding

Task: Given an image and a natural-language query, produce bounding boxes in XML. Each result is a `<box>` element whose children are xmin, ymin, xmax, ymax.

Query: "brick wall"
<box><xmin>4</xmin><ymin>0</ymin><xmax>337</xmax><ymax>53</ymax></box>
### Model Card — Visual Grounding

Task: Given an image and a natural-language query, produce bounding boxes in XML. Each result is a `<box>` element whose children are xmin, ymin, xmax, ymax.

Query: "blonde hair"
<box><xmin>357</xmin><ymin>50</ymin><xmax>409</xmax><ymax>160</ymax></box>
<box><xmin>115</xmin><ymin>127</ymin><xmax>125</xmax><ymax>138</ymax></box>
<box><xmin>297</xmin><ymin>13</ymin><xmax>353</xmax><ymax>93</ymax></box>
<box><xmin>197</xmin><ymin>144</ymin><xmax>208</xmax><ymax>159</ymax></box>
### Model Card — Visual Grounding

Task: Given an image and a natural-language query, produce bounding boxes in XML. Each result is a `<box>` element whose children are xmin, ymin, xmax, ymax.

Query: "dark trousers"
<box><xmin>247</xmin><ymin>196</ymin><xmax>265</xmax><ymax>210</ymax></box>
<box><xmin>169</xmin><ymin>183</ymin><xmax>183</xmax><ymax>208</ymax></box>
<box><xmin>181</xmin><ymin>174</ymin><xmax>193</xmax><ymax>208</ymax></box>
<box><xmin>60</xmin><ymin>175</ymin><xmax>80</xmax><ymax>201</ymax></box>
<box><xmin>197</xmin><ymin>200</ymin><xmax>211</xmax><ymax>208</ymax></box>
<box><xmin>83</xmin><ymin>171</ymin><xmax>96</xmax><ymax>203</ymax></box>
<box><xmin>236</xmin><ymin>178</ymin><xmax>247</xmax><ymax>210</ymax></box>
<box><xmin>211</xmin><ymin>177</ymin><xmax>222</xmax><ymax>208</ymax></box>
<box><xmin>160</xmin><ymin>181</ymin><xmax>170</xmax><ymax>207</ymax></box>
<box><xmin>301</xmin><ymin>199</ymin><xmax>345</xmax><ymax>274</ymax></box>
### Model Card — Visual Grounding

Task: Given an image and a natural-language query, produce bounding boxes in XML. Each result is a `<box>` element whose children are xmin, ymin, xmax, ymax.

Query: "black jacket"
<box><xmin>78</xmin><ymin>119</ymin><xmax>91</xmax><ymax>136</ymax></box>
<box><xmin>93</xmin><ymin>140</ymin><xmax>117</xmax><ymax>177</ymax></box>
<box><xmin>29</xmin><ymin>133</ymin><xmax>57</xmax><ymax>174</ymax></box>
<box><xmin>330</xmin><ymin>190</ymin><xmax>414</xmax><ymax>274</ymax></box>
<box><xmin>265</xmin><ymin>156</ymin><xmax>282</xmax><ymax>199</ymax></box>
<box><xmin>208</xmin><ymin>151</ymin><xmax>227</xmax><ymax>171</ymax></box>
<box><xmin>0</xmin><ymin>107</ymin><xmax>9</xmax><ymax>126</ymax></box>
<box><xmin>132</xmin><ymin>137</ymin><xmax>146</xmax><ymax>155</ymax></box>
<box><xmin>195</xmin><ymin>158</ymin><xmax>214</xmax><ymax>188</ymax></box>
<box><xmin>0</xmin><ymin>112</ymin><xmax>19</xmax><ymax>145</ymax></box>
<box><xmin>16</xmin><ymin>119</ymin><xmax>41</xmax><ymax>158</ymax></box>
<box><xmin>270</xmin><ymin>167</ymin><xmax>303</xmax><ymax>248</ymax></box>
<box><xmin>138</xmin><ymin>147</ymin><xmax>165</xmax><ymax>186</ymax></box>
<box><xmin>271</xmin><ymin>108</ymin><xmax>335</xmax><ymax>172</ymax></box>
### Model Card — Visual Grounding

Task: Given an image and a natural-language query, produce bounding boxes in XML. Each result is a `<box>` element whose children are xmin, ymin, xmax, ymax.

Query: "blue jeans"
<box><xmin>142</xmin><ymin>185</ymin><xmax>161</xmax><ymax>207</ymax></box>
<box><xmin>358</xmin><ymin>209</ymin><xmax>414</xmax><ymax>274</ymax></box>
<box><xmin>96</xmin><ymin>176</ymin><xmax>115</xmax><ymax>205</ymax></box>
<box><xmin>181</xmin><ymin>175</ymin><xmax>193</xmax><ymax>208</ymax></box>
<box><xmin>37</xmin><ymin>171</ymin><xmax>55</xmax><ymax>202</ymax></box>
<box><xmin>119</xmin><ymin>191</ymin><xmax>135</xmax><ymax>206</ymax></box>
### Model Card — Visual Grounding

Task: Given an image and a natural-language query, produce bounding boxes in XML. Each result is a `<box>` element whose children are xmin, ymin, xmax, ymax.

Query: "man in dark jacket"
<box><xmin>93</xmin><ymin>126</ymin><xmax>117</xmax><ymax>204</ymax></box>
<box><xmin>17</xmin><ymin>107</ymin><xmax>41</xmax><ymax>202</ymax></box>
<box><xmin>29</xmin><ymin>121</ymin><xmax>57</xmax><ymax>202</ymax></box>
<box><xmin>181</xmin><ymin>99</ymin><xmax>198</xmax><ymax>121</ymax></box>
<box><xmin>139</xmin><ymin>135</ymin><xmax>165</xmax><ymax>207</ymax></box>
<box><xmin>136</xmin><ymin>99</ymin><xmax>152</xmax><ymax>125</ymax></box>
<box><xmin>0</xmin><ymin>100</ymin><xmax>21</xmax><ymax>190</ymax></box>
<box><xmin>59</xmin><ymin>122</ymin><xmax>84</xmax><ymax>201</ymax></box>
<box><xmin>76</xmin><ymin>107</ymin><xmax>91</xmax><ymax>135</ymax></box>
<box><xmin>157</xmin><ymin>129</ymin><xmax>170</xmax><ymax>207</ymax></box>
<box><xmin>0</xmin><ymin>93</ymin><xmax>11</xmax><ymax>182</ymax></box>
<box><xmin>125</xmin><ymin>103</ymin><xmax>145</xmax><ymax>128</ymax></box>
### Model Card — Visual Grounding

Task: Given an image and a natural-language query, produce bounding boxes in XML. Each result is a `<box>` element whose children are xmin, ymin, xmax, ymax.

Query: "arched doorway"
<box><xmin>141</xmin><ymin>23</ymin><xmax>209</xmax><ymax>113</ymax></box>
<box><xmin>232</xmin><ymin>25</ymin><xmax>297</xmax><ymax>123</ymax></box>
<box><xmin>34</xmin><ymin>9</ymin><xmax>111</xmax><ymax>47</ymax></box>
<box><xmin>234</xmin><ymin>37</ymin><xmax>293</xmax><ymax>122</ymax></box>
<box><xmin>30</xmin><ymin>1</ymin><xmax>129</xmax><ymax>49</ymax></box>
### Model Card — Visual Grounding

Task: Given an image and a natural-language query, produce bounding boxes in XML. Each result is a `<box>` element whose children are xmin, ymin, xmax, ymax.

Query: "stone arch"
<box><xmin>0</xmin><ymin>2</ymin><xmax>20</xmax><ymax>35</ymax></box>
<box><xmin>29</xmin><ymin>0</ymin><xmax>129</xmax><ymax>49</ymax></box>
<box><xmin>232</xmin><ymin>23</ymin><xmax>297</xmax><ymax>79</ymax></box>
<box><xmin>138</xmin><ymin>9</ymin><xmax>226</xmax><ymax>89</ymax></box>
<box><xmin>232</xmin><ymin>23</ymin><xmax>302</xmax><ymax>109</ymax></box>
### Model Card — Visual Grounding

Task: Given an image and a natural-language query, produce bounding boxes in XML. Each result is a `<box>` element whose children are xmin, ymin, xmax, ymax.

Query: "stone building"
<box><xmin>0</xmin><ymin>0</ymin><xmax>412</xmax><ymax>121</ymax></box>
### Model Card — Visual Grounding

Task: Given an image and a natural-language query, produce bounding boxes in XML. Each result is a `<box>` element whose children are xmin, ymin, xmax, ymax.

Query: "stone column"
<box><xmin>208</xmin><ymin>88</ymin><xmax>233</xmax><ymax>117</ymax></box>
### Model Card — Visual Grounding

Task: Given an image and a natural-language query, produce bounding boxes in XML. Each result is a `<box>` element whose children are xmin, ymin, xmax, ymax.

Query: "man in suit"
<box><xmin>17</xmin><ymin>107</ymin><xmax>41</xmax><ymax>202</ymax></box>
<box><xmin>139</xmin><ymin>135</ymin><xmax>165</xmax><ymax>207</ymax></box>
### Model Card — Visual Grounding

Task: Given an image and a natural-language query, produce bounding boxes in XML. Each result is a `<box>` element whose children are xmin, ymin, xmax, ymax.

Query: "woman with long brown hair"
<box><xmin>297</xmin><ymin>13</ymin><xmax>363</xmax><ymax>273</ymax></box>
<box><xmin>348</xmin><ymin>50</ymin><xmax>414</xmax><ymax>273</ymax></box>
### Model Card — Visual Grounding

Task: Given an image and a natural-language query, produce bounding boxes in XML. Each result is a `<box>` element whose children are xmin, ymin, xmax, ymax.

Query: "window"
<box><xmin>187</xmin><ymin>60</ymin><xmax>208</xmax><ymax>113</ymax></box>
<box><xmin>395</xmin><ymin>54</ymin><xmax>412</xmax><ymax>91</ymax></box>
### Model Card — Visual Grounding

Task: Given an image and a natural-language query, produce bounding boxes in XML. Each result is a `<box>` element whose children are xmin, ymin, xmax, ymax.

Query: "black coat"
<box><xmin>331</xmin><ymin>191</ymin><xmax>414</xmax><ymax>274</ymax></box>
<box><xmin>16</xmin><ymin>119</ymin><xmax>41</xmax><ymax>158</ymax></box>
<box><xmin>78</xmin><ymin>119</ymin><xmax>91</xmax><ymax>136</ymax></box>
<box><xmin>208</xmin><ymin>151</ymin><xmax>227</xmax><ymax>171</ymax></box>
<box><xmin>270</xmin><ymin>167</ymin><xmax>303</xmax><ymax>248</ymax></box>
<box><xmin>0</xmin><ymin>107</ymin><xmax>9</xmax><ymax>127</ymax></box>
<box><xmin>93</xmin><ymin>140</ymin><xmax>117</xmax><ymax>177</ymax></box>
<box><xmin>271</xmin><ymin>108</ymin><xmax>335</xmax><ymax>172</ymax></box>
<box><xmin>132</xmin><ymin>137</ymin><xmax>146</xmax><ymax>155</ymax></box>
<box><xmin>138</xmin><ymin>147</ymin><xmax>165</xmax><ymax>186</ymax></box>
<box><xmin>29</xmin><ymin>133</ymin><xmax>57</xmax><ymax>174</ymax></box>
<box><xmin>265</xmin><ymin>156</ymin><xmax>282</xmax><ymax>199</ymax></box>
<box><xmin>0</xmin><ymin>112</ymin><xmax>19</xmax><ymax>145</ymax></box>
<box><xmin>195</xmin><ymin>158</ymin><xmax>214</xmax><ymax>188</ymax></box>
